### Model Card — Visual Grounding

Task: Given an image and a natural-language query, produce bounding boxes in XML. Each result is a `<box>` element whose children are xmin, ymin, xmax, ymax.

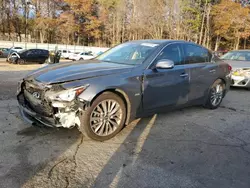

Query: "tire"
<box><xmin>79</xmin><ymin>92</ymin><xmax>126</xmax><ymax>141</ymax></box>
<box><xmin>204</xmin><ymin>79</ymin><xmax>225</xmax><ymax>109</ymax></box>
<box><xmin>17</xmin><ymin>59</ymin><xmax>25</xmax><ymax>65</ymax></box>
<box><xmin>79</xmin><ymin>58</ymin><xmax>84</xmax><ymax>60</ymax></box>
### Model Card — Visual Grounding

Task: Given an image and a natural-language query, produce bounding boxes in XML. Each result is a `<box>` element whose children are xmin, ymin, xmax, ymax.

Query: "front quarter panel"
<box><xmin>61</xmin><ymin>67</ymin><xmax>143</xmax><ymax>123</ymax></box>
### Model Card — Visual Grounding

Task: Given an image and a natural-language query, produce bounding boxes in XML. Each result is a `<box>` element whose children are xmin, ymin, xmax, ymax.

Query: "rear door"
<box><xmin>42</xmin><ymin>50</ymin><xmax>49</xmax><ymax>62</ymax></box>
<box><xmin>30</xmin><ymin>50</ymin><xmax>41</xmax><ymax>62</ymax></box>
<box><xmin>23</xmin><ymin>50</ymin><xmax>36</xmax><ymax>62</ymax></box>
<box><xmin>37</xmin><ymin>50</ymin><xmax>48</xmax><ymax>62</ymax></box>
<box><xmin>182</xmin><ymin>43</ymin><xmax>218</xmax><ymax>101</ymax></box>
<box><xmin>143</xmin><ymin>43</ymin><xmax>190</xmax><ymax>110</ymax></box>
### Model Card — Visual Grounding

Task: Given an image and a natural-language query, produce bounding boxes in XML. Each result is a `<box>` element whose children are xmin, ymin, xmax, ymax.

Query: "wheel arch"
<box><xmin>88</xmin><ymin>88</ymin><xmax>132</xmax><ymax>125</ymax></box>
<box><xmin>203</xmin><ymin>77</ymin><xmax>227</xmax><ymax>105</ymax></box>
<box><xmin>218</xmin><ymin>77</ymin><xmax>226</xmax><ymax>85</ymax></box>
<box><xmin>217</xmin><ymin>77</ymin><xmax>227</xmax><ymax>97</ymax></box>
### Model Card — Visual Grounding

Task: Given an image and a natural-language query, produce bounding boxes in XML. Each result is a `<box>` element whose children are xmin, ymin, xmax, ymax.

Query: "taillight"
<box><xmin>228</xmin><ymin>65</ymin><xmax>232</xmax><ymax>72</ymax></box>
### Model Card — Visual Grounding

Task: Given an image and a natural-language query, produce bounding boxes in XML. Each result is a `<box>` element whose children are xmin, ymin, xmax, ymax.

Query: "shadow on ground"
<box><xmin>90</xmin><ymin>104</ymin><xmax>250</xmax><ymax>188</ymax></box>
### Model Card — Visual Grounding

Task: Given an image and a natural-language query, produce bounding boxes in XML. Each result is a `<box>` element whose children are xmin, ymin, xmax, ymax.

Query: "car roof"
<box><xmin>128</xmin><ymin>39</ymin><xmax>188</xmax><ymax>45</ymax></box>
<box><xmin>28</xmin><ymin>49</ymin><xmax>48</xmax><ymax>51</ymax></box>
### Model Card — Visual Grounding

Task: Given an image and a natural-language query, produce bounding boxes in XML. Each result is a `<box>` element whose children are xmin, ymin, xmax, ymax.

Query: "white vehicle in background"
<box><xmin>69</xmin><ymin>52</ymin><xmax>80</xmax><ymax>60</ymax></box>
<box><xmin>6</xmin><ymin>47</ymin><xmax>24</xmax><ymax>61</ymax></box>
<box><xmin>72</xmin><ymin>52</ymin><xmax>94</xmax><ymax>61</ymax></box>
<box><xmin>10</xmin><ymin>47</ymin><xmax>23</xmax><ymax>52</ymax></box>
<box><xmin>59</xmin><ymin>50</ymin><xmax>72</xmax><ymax>59</ymax></box>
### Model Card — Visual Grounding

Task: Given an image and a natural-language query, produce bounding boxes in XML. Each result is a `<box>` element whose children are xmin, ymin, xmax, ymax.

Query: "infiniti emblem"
<box><xmin>32</xmin><ymin>92</ymin><xmax>40</xmax><ymax>99</ymax></box>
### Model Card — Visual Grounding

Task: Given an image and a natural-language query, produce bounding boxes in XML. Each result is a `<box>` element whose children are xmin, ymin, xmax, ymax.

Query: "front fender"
<box><xmin>61</xmin><ymin>72</ymin><xmax>143</xmax><ymax>123</ymax></box>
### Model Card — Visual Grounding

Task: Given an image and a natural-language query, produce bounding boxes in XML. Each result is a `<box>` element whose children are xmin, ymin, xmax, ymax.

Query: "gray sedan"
<box><xmin>17</xmin><ymin>40</ymin><xmax>231</xmax><ymax>141</ymax></box>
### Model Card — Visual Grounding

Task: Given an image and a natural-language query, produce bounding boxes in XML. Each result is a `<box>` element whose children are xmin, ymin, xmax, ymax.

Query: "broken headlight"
<box><xmin>49</xmin><ymin>85</ymin><xmax>89</xmax><ymax>102</ymax></box>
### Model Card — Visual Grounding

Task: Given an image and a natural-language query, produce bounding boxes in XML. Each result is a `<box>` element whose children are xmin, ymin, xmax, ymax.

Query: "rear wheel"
<box><xmin>204</xmin><ymin>79</ymin><xmax>225</xmax><ymax>109</ymax></box>
<box><xmin>79</xmin><ymin>92</ymin><xmax>126</xmax><ymax>141</ymax></box>
<box><xmin>79</xmin><ymin>58</ymin><xmax>84</xmax><ymax>60</ymax></box>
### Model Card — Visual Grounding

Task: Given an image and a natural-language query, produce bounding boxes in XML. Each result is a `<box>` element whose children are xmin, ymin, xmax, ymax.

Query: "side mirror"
<box><xmin>156</xmin><ymin>59</ymin><xmax>174</xmax><ymax>69</ymax></box>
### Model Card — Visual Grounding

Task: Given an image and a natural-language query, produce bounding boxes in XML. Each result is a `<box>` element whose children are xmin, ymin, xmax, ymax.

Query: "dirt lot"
<box><xmin>0</xmin><ymin>60</ymin><xmax>250</xmax><ymax>188</ymax></box>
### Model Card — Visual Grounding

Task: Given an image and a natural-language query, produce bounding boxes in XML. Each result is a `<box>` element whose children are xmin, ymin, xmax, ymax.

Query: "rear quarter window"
<box><xmin>183</xmin><ymin>44</ymin><xmax>211</xmax><ymax>64</ymax></box>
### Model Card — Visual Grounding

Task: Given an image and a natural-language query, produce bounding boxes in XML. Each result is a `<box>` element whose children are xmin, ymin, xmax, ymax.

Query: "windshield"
<box><xmin>221</xmin><ymin>51</ymin><xmax>250</xmax><ymax>61</ymax></box>
<box><xmin>96</xmin><ymin>42</ymin><xmax>159</xmax><ymax>65</ymax></box>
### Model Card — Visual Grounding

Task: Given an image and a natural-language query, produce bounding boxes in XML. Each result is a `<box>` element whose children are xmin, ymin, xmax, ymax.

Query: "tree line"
<box><xmin>0</xmin><ymin>0</ymin><xmax>250</xmax><ymax>51</ymax></box>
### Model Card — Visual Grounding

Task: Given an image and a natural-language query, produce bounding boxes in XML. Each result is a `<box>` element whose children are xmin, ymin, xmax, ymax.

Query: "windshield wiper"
<box><xmin>102</xmin><ymin>60</ymin><xmax>133</xmax><ymax>65</ymax></box>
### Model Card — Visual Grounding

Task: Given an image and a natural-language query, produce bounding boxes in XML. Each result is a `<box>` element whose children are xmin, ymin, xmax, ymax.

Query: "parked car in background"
<box><xmin>220</xmin><ymin>50</ymin><xmax>250</xmax><ymax>89</ymax></box>
<box><xmin>68</xmin><ymin>52</ymin><xmax>80</xmax><ymax>60</ymax></box>
<box><xmin>72</xmin><ymin>51</ymin><xmax>94</xmax><ymax>61</ymax></box>
<box><xmin>213</xmin><ymin>50</ymin><xmax>228</xmax><ymax>57</ymax></box>
<box><xmin>17</xmin><ymin>40</ymin><xmax>231</xmax><ymax>141</ymax></box>
<box><xmin>6</xmin><ymin>47</ymin><xmax>24</xmax><ymax>61</ymax></box>
<box><xmin>96</xmin><ymin>51</ymin><xmax>104</xmax><ymax>57</ymax></box>
<box><xmin>0</xmin><ymin>48</ymin><xmax>10</xmax><ymax>58</ymax></box>
<box><xmin>9</xmin><ymin>49</ymin><xmax>49</xmax><ymax>64</ymax></box>
<box><xmin>59</xmin><ymin>50</ymin><xmax>71</xmax><ymax>59</ymax></box>
<box><xmin>10</xmin><ymin>46</ymin><xmax>23</xmax><ymax>52</ymax></box>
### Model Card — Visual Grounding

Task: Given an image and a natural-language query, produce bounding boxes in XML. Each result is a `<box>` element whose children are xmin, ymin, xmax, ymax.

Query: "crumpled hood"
<box><xmin>223</xmin><ymin>60</ymin><xmax>250</xmax><ymax>69</ymax></box>
<box><xmin>25</xmin><ymin>60</ymin><xmax>134</xmax><ymax>84</ymax></box>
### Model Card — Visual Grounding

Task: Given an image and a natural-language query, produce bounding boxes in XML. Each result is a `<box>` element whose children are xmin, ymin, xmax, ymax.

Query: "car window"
<box><xmin>154</xmin><ymin>43</ymin><xmax>183</xmax><ymax>65</ymax></box>
<box><xmin>42</xmin><ymin>50</ymin><xmax>49</xmax><ymax>55</ymax></box>
<box><xmin>14</xmin><ymin>47</ymin><xmax>22</xmax><ymax>49</ymax></box>
<box><xmin>221</xmin><ymin>51</ymin><xmax>250</xmax><ymax>61</ymax></box>
<box><xmin>26</xmin><ymin>50</ymin><xmax>36</xmax><ymax>56</ymax></box>
<box><xmin>33</xmin><ymin>50</ymin><xmax>41</xmax><ymax>55</ymax></box>
<box><xmin>97</xmin><ymin>42</ymin><xmax>159</xmax><ymax>65</ymax></box>
<box><xmin>86</xmin><ymin>52</ymin><xmax>92</xmax><ymax>56</ymax></box>
<box><xmin>183</xmin><ymin>44</ymin><xmax>210</xmax><ymax>64</ymax></box>
<box><xmin>63</xmin><ymin>50</ymin><xmax>67</xmax><ymax>53</ymax></box>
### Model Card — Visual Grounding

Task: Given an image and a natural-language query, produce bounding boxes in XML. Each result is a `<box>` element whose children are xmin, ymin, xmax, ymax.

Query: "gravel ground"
<box><xmin>0</xmin><ymin>61</ymin><xmax>250</xmax><ymax>188</ymax></box>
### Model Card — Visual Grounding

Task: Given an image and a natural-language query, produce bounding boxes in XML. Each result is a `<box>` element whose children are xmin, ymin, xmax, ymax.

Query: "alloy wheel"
<box><xmin>90</xmin><ymin>100</ymin><xmax>122</xmax><ymax>136</ymax></box>
<box><xmin>210</xmin><ymin>84</ymin><xmax>223</xmax><ymax>106</ymax></box>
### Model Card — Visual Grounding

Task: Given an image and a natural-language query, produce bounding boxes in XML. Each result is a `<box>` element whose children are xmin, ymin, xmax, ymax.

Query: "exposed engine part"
<box><xmin>55</xmin><ymin>110</ymin><xmax>80</xmax><ymax>128</ymax></box>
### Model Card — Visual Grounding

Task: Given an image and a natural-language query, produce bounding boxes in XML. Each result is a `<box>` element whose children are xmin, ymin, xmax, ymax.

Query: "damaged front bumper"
<box><xmin>18</xmin><ymin>102</ymin><xmax>58</xmax><ymax>127</ymax></box>
<box><xmin>17</xmin><ymin>81</ymin><xmax>89</xmax><ymax>128</ymax></box>
<box><xmin>231</xmin><ymin>69</ymin><xmax>250</xmax><ymax>88</ymax></box>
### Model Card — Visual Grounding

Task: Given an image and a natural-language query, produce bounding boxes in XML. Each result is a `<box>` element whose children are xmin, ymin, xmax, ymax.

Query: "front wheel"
<box><xmin>79</xmin><ymin>92</ymin><xmax>126</xmax><ymax>141</ymax></box>
<box><xmin>204</xmin><ymin>79</ymin><xmax>225</xmax><ymax>109</ymax></box>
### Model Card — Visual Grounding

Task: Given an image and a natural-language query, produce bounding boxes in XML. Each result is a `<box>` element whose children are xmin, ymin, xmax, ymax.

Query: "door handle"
<box><xmin>209</xmin><ymin>69</ymin><xmax>216</xmax><ymax>73</ymax></box>
<box><xmin>180</xmin><ymin>73</ymin><xmax>189</xmax><ymax>77</ymax></box>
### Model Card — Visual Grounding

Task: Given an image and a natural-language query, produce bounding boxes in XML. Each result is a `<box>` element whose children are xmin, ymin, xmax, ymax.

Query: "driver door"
<box><xmin>143</xmin><ymin>43</ymin><xmax>190</xmax><ymax>110</ymax></box>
